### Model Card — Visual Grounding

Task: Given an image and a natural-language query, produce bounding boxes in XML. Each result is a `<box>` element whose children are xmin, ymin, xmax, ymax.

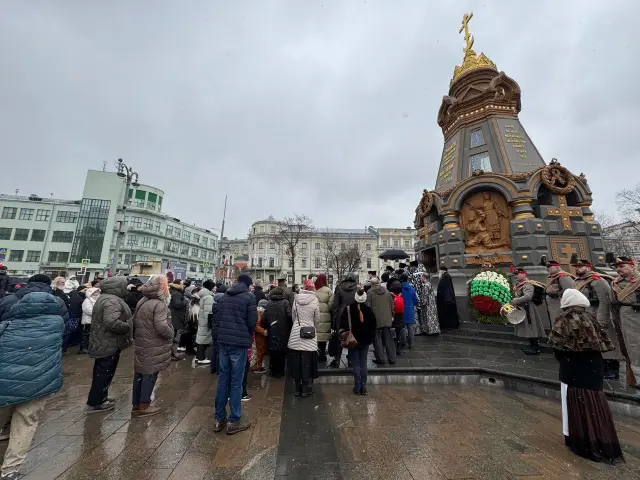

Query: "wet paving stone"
<box><xmin>2</xmin><ymin>345</ymin><xmax>640</xmax><ymax>479</ymax></box>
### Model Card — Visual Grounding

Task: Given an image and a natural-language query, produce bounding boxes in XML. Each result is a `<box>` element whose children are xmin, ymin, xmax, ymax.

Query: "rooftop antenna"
<box><xmin>15</xmin><ymin>189</ymin><xmax>19</xmax><ymax>198</ymax></box>
<box><xmin>102</xmin><ymin>160</ymin><xmax>108</xmax><ymax>172</ymax></box>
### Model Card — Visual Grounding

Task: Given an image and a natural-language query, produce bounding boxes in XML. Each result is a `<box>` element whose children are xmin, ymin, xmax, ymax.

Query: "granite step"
<box><xmin>440</xmin><ymin>331</ymin><xmax>554</xmax><ymax>353</ymax></box>
<box><xmin>459</xmin><ymin>322</ymin><xmax>516</xmax><ymax>332</ymax></box>
<box><xmin>453</xmin><ymin>327</ymin><xmax>524</xmax><ymax>342</ymax></box>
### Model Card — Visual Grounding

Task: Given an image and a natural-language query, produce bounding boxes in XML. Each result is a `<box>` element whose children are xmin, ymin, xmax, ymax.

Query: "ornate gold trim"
<box><xmin>514</xmin><ymin>212</ymin><xmax>535</xmax><ymax>219</ymax></box>
<box><xmin>541</xmin><ymin>160</ymin><xmax>575</xmax><ymax>194</ymax></box>
<box><xmin>444</xmin><ymin>223</ymin><xmax>459</xmax><ymax>229</ymax></box>
<box><xmin>511</xmin><ymin>199</ymin><xmax>532</xmax><ymax>207</ymax></box>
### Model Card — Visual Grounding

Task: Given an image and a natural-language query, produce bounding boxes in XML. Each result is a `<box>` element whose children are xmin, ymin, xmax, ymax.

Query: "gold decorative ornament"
<box><xmin>521</xmin><ymin>255</ymin><xmax>528</xmax><ymax>260</ymax></box>
<box><xmin>453</xmin><ymin>259</ymin><xmax>458</xmax><ymax>264</ymax></box>
<box><xmin>540</xmin><ymin>159</ymin><xmax>575</xmax><ymax>195</ymax></box>
<box><xmin>451</xmin><ymin>12</ymin><xmax>497</xmax><ymax>85</ymax></box>
<box><xmin>517</xmin><ymin>225</ymin><xmax>524</xmax><ymax>229</ymax></box>
<box><xmin>536</xmin><ymin>223</ymin><xmax>542</xmax><ymax>228</ymax></box>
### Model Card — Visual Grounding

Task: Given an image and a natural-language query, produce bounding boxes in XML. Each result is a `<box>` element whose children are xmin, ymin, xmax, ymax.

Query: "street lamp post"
<box><xmin>111</xmin><ymin>158</ymin><xmax>140</xmax><ymax>275</ymax></box>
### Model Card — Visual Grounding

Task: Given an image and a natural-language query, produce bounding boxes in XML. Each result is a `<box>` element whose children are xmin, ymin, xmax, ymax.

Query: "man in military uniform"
<box><xmin>572</xmin><ymin>258</ymin><xmax>621</xmax><ymax>379</ymax></box>
<box><xmin>510</xmin><ymin>267</ymin><xmax>546</xmax><ymax>355</ymax></box>
<box><xmin>545</xmin><ymin>260</ymin><xmax>574</xmax><ymax>327</ymax></box>
<box><xmin>610</xmin><ymin>256</ymin><xmax>640</xmax><ymax>388</ymax></box>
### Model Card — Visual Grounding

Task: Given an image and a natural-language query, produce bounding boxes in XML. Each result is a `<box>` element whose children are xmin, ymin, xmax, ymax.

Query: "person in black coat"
<box><xmin>436</xmin><ymin>265</ymin><xmax>459</xmax><ymax>329</ymax></box>
<box><xmin>69</xmin><ymin>285</ymin><xmax>87</xmax><ymax>351</ymax></box>
<box><xmin>253</xmin><ymin>280</ymin><xmax>267</xmax><ymax>304</ymax></box>
<box><xmin>263</xmin><ymin>291</ymin><xmax>292</xmax><ymax>378</ymax></box>
<box><xmin>169</xmin><ymin>282</ymin><xmax>189</xmax><ymax>360</ymax></box>
<box><xmin>126</xmin><ymin>278</ymin><xmax>144</xmax><ymax>314</ymax></box>
<box><xmin>339</xmin><ymin>289</ymin><xmax>377</xmax><ymax>395</ymax></box>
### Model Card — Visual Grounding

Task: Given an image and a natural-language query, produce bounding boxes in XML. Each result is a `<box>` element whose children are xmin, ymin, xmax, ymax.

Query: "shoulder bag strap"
<box><xmin>346</xmin><ymin>305</ymin><xmax>352</xmax><ymax>329</ymax></box>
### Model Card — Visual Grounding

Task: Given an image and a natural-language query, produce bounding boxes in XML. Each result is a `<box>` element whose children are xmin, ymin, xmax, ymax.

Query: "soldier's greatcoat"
<box><xmin>611</xmin><ymin>270</ymin><xmax>640</xmax><ymax>380</ymax></box>
<box><xmin>512</xmin><ymin>281</ymin><xmax>546</xmax><ymax>339</ymax></box>
<box><xmin>545</xmin><ymin>271</ymin><xmax>574</xmax><ymax>328</ymax></box>
<box><xmin>574</xmin><ymin>272</ymin><xmax>621</xmax><ymax>360</ymax></box>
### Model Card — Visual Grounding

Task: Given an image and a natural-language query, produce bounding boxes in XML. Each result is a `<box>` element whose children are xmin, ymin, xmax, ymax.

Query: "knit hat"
<box><xmin>560</xmin><ymin>289</ymin><xmax>590</xmax><ymax>309</ymax></box>
<box><xmin>238</xmin><ymin>274</ymin><xmax>253</xmax><ymax>287</ymax></box>
<box><xmin>303</xmin><ymin>280</ymin><xmax>315</xmax><ymax>291</ymax></box>
<box><xmin>258</xmin><ymin>299</ymin><xmax>268</xmax><ymax>308</ymax></box>
<box><xmin>370</xmin><ymin>276</ymin><xmax>380</xmax><ymax>285</ymax></box>
<box><xmin>255</xmin><ymin>279</ymin><xmax>263</xmax><ymax>288</ymax></box>
<box><xmin>354</xmin><ymin>289</ymin><xmax>367</xmax><ymax>303</ymax></box>
<box><xmin>29</xmin><ymin>273</ymin><xmax>51</xmax><ymax>284</ymax></box>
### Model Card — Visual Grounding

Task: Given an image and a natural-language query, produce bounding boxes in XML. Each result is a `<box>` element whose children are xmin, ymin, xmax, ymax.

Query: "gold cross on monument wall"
<box><xmin>546</xmin><ymin>195</ymin><xmax>583</xmax><ymax>231</ymax></box>
<box><xmin>560</xmin><ymin>244</ymin><xmax>577</xmax><ymax>261</ymax></box>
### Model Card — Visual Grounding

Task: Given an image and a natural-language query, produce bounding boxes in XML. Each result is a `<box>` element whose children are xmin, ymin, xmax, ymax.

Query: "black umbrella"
<box><xmin>378</xmin><ymin>249</ymin><xmax>409</xmax><ymax>261</ymax></box>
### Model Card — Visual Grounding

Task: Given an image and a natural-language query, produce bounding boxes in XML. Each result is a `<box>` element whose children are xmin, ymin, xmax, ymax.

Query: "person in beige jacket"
<box><xmin>132</xmin><ymin>275</ymin><xmax>174</xmax><ymax>417</ymax></box>
<box><xmin>314</xmin><ymin>274</ymin><xmax>333</xmax><ymax>363</ymax></box>
<box><xmin>288</xmin><ymin>281</ymin><xmax>320</xmax><ymax>397</ymax></box>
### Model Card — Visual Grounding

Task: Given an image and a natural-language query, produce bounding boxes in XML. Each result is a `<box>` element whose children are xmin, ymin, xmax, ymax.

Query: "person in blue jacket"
<box><xmin>0</xmin><ymin>283</ymin><xmax>65</xmax><ymax>480</ymax></box>
<box><xmin>401</xmin><ymin>274</ymin><xmax>419</xmax><ymax>349</ymax></box>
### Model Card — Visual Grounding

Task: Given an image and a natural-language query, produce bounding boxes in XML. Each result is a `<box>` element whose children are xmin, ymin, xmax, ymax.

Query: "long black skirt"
<box><xmin>287</xmin><ymin>350</ymin><xmax>319</xmax><ymax>382</ymax></box>
<box><xmin>562</xmin><ymin>383</ymin><xmax>624</xmax><ymax>463</ymax></box>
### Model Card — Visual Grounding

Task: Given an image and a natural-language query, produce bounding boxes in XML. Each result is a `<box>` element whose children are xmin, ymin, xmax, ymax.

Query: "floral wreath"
<box><xmin>468</xmin><ymin>268</ymin><xmax>513</xmax><ymax>324</ymax></box>
<box><xmin>541</xmin><ymin>160</ymin><xmax>574</xmax><ymax>195</ymax></box>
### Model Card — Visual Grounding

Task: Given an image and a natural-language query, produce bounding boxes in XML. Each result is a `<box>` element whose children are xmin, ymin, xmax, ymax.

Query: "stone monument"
<box><xmin>414</xmin><ymin>13</ymin><xmax>607</xmax><ymax>323</ymax></box>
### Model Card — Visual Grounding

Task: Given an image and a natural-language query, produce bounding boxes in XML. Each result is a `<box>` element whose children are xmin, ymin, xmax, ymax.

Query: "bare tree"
<box><xmin>320</xmin><ymin>234</ymin><xmax>364</xmax><ymax>282</ymax></box>
<box><xmin>272</xmin><ymin>214</ymin><xmax>314</xmax><ymax>282</ymax></box>
<box><xmin>596</xmin><ymin>211</ymin><xmax>638</xmax><ymax>259</ymax></box>
<box><xmin>616</xmin><ymin>184</ymin><xmax>640</xmax><ymax>235</ymax></box>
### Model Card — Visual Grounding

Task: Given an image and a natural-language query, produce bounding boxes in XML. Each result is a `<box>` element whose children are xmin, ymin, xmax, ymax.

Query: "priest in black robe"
<box><xmin>437</xmin><ymin>265</ymin><xmax>459</xmax><ymax>329</ymax></box>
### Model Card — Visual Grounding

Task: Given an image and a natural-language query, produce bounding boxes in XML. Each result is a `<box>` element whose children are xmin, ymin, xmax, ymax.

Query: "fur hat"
<box><xmin>258</xmin><ymin>299</ymin><xmax>268</xmax><ymax>308</ymax></box>
<box><xmin>238</xmin><ymin>274</ymin><xmax>253</xmax><ymax>287</ymax></box>
<box><xmin>354</xmin><ymin>289</ymin><xmax>367</xmax><ymax>303</ymax></box>
<box><xmin>560</xmin><ymin>289</ymin><xmax>590</xmax><ymax>309</ymax></box>
<box><xmin>254</xmin><ymin>279</ymin><xmax>263</xmax><ymax>288</ymax></box>
<box><xmin>29</xmin><ymin>273</ymin><xmax>51</xmax><ymax>284</ymax></box>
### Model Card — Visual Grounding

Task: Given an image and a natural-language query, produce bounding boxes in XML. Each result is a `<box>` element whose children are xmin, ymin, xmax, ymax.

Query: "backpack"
<box><xmin>531</xmin><ymin>284</ymin><xmax>545</xmax><ymax>306</ymax></box>
<box><xmin>392</xmin><ymin>293</ymin><xmax>404</xmax><ymax>314</ymax></box>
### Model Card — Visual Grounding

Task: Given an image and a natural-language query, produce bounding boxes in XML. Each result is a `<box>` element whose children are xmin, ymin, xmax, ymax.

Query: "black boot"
<box><xmin>301</xmin><ymin>381</ymin><xmax>312</xmax><ymax>398</ymax></box>
<box><xmin>522</xmin><ymin>338</ymin><xmax>540</xmax><ymax>355</ymax></box>
<box><xmin>604</xmin><ymin>360</ymin><xmax>620</xmax><ymax>380</ymax></box>
<box><xmin>294</xmin><ymin>381</ymin><xmax>302</xmax><ymax>397</ymax></box>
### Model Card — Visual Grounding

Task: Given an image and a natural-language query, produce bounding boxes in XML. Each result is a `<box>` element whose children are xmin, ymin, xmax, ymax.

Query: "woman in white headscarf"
<box><xmin>548</xmin><ymin>288</ymin><xmax>623</xmax><ymax>463</ymax></box>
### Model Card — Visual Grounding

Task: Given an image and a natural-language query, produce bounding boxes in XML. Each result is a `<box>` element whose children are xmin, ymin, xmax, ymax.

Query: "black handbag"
<box><xmin>295</xmin><ymin>306</ymin><xmax>316</xmax><ymax>339</ymax></box>
<box><xmin>328</xmin><ymin>331</ymin><xmax>341</xmax><ymax>357</ymax></box>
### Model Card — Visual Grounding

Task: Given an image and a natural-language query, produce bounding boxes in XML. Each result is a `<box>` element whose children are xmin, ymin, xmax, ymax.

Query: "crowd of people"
<box><xmin>0</xmin><ymin>254</ymin><xmax>634</xmax><ymax>477</ymax></box>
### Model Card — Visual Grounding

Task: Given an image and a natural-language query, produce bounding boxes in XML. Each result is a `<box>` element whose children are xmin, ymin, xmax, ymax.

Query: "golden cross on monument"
<box><xmin>547</xmin><ymin>195</ymin><xmax>583</xmax><ymax>231</ymax></box>
<box><xmin>560</xmin><ymin>243</ymin><xmax>578</xmax><ymax>261</ymax></box>
<box><xmin>459</xmin><ymin>12</ymin><xmax>475</xmax><ymax>54</ymax></box>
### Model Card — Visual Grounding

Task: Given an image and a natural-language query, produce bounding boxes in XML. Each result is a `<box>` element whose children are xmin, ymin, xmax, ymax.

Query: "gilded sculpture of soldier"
<box><xmin>545</xmin><ymin>260</ymin><xmax>575</xmax><ymax>328</ymax></box>
<box><xmin>610</xmin><ymin>256</ymin><xmax>640</xmax><ymax>388</ymax></box>
<box><xmin>572</xmin><ymin>258</ymin><xmax>621</xmax><ymax>379</ymax></box>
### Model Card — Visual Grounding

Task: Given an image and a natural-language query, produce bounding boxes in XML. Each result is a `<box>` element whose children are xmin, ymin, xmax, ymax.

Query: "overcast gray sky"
<box><xmin>2</xmin><ymin>1</ymin><xmax>637</xmax><ymax>238</ymax></box>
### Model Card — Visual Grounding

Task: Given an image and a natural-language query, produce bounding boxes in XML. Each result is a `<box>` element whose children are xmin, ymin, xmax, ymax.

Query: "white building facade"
<box><xmin>0</xmin><ymin>170</ymin><xmax>218</xmax><ymax>280</ymax></box>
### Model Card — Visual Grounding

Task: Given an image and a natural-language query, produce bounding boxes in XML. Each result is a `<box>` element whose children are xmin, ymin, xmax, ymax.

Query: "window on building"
<box><xmin>258</xmin><ymin>257</ymin><xmax>263</xmax><ymax>267</ymax></box>
<box><xmin>181</xmin><ymin>244</ymin><xmax>189</xmax><ymax>255</ymax></box>
<box><xmin>127</xmin><ymin>234</ymin><xmax>138</xmax><ymax>246</ymax></box>
<box><xmin>469</xmin><ymin>151</ymin><xmax>492</xmax><ymax>173</ymax></box>
<box><xmin>175</xmin><ymin>228</ymin><xmax>181</xmax><ymax>238</ymax></box>
<box><xmin>13</xmin><ymin>229</ymin><xmax>29</xmax><ymax>241</ymax></box>
<box><xmin>56</xmin><ymin>210</ymin><xmax>78</xmax><ymax>223</ymax></box>
<box><xmin>340</xmin><ymin>243</ymin><xmax>346</xmax><ymax>250</ymax></box>
<box><xmin>52</xmin><ymin>231</ymin><xmax>73</xmax><ymax>243</ymax></box>
<box><xmin>259</xmin><ymin>225</ymin><xmax>265</xmax><ymax>233</ymax></box>
<box><xmin>144</xmin><ymin>219</ymin><xmax>153</xmax><ymax>230</ymax></box>
<box><xmin>404</xmin><ymin>240</ymin><xmax>410</xmax><ymax>248</ymax></box>
<box><xmin>36</xmin><ymin>209</ymin><xmax>50</xmax><ymax>221</ymax></box>
<box><xmin>365</xmin><ymin>243</ymin><xmax>371</xmax><ymax>251</ymax></box>
<box><xmin>134</xmin><ymin>189</ymin><xmax>146</xmax><ymax>207</ymax></box>
<box><xmin>383</xmin><ymin>240</ymin><xmax>388</xmax><ymax>247</ymax></box>
<box><xmin>301</xmin><ymin>258</ymin><xmax>307</xmax><ymax>268</ymax></box>
<box><xmin>26</xmin><ymin>250</ymin><xmax>41</xmax><ymax>262</ymax></box>
<box><xmin>394</xmin><ymin>240</ymin><xmax>399</xmax><ymax>247</ymax></box>
<box><xmin>141</xmin><ymin>237</ymin><xmax>151</xmax><ymax>248</ymax></box>
<box><xmin>0</xmin><ymin>228</ymin><xmax>12</xmax><ymax>240</ymax></box>
<box><xmin>123</xmin><ymin>215</ymin><xmax>130</xmax><ymax>225</ymax></box>
<box><xmin>201</xmin><ymin>250</ymin><xmax>207</xmax><ymax>259</ymax></box>
<box><xmin>155</xmin><ymin>221</ymin><xmax>161</xmax><ymax>232</ymax></box>
<box><xmin>184</xmin><ymin>231</ymin><xmax>191</xmax><ymax>242</ymax></box>
<box><xmin>2</xmin><ymin>207</ymin><xmax>17</xmax><ymax>219</ymax></box>
<box><xmin>470</xmin><ymin>128</ymin><xmax>486</xmax><ymax>148</ymax></box>
<box><xmin>270</xmin><ymin>226</ymin><xmax>276</xmax><ymax>234</ymax></box>
<box><xmin>301</xmin><ymin>275</ymin><xmax>307</xmax><ymax>282</ymax></box>
<box><xmin>288</xmin><ymin>258</ymin><xmax>293</xmax><ymax>268</ymax></box>
<box><xmin>19</xmin><ymin>208</ymin><xmax>34</xmax><ymax>220</ymax></box>
<box><xmin>301</xmin><ymin>242</ymin><xmax>308</xmax><ymax>250</ymax></box>
<box><xmin>147</xmin><ymin>192</ymin><xmax>157</xmax><ymax>210</ymax></box>
<box><xmin>314</xmin><ymin>242</ymin><xmax>320</xmax><ymax>250</ymax></box>
<box><xmin>315</xmin><ymin>257</ymin><xmax>321</xmax><ymax>268</ymax></box>
<box><xmin>132</xmin><ymin>217</ymin><xmax>142</xmax><ymax>228</ymax></box>
<box><xmin>328</xmin><ymin>274</ymin><xmax>334</xmax><ymax>286</ymax></box>
<box><xmin>190</xmin><ymin>264</ymin><xmax>197</xmax><ymax>272</ymax></box>
<box><xmin>269</xmin><ymin>242</ymin><xmax>275</xmax><ymax>250</ymax></box>
<box><xmin>31</xmin><ymin>229</ymin><xmax>45</xmax><ymax>241</ymax></box>
<box><xmin>152</xmin><ymin>238</ymin><xmax>158</xmax><ymax>250</ymax></box>
<box><xmin>9</xmin><ymin>250</ymin><xmax>24</xmax><ymax>262</ymax></box>
<box><xmin>166</xmin><ymin>225</ymin><xmax>173</xmax><ymax>236</ymax></box>
<box><xmin>367</xmin><ymin>258</ymin><xmax>372</xmax><ymax>269</ymax></box>
<box><xmin>124</xmin><ymin>254</ymin><xmax>131</xmax><ymax>265</ymax></box>
<box><xmin>194</xmin><ymin>234</ymin><xmax>200</xmax><ymax>244</ymax></box>
<box><xmin>192</xmin><ymin>248</ymin><xmax>198</xmax><ymax>257</ymax></box>
<box><xmin>253</xmin><ymin>228</ymin><xmax>256</xmax><ymax>234</ymax></box>
<box><xmin>203</xmin><ymin>237</ymin><xmax>209</xmax><ymax>247</ymax></box>
<box><xmin>258</xmin><ymin>242</ymin><xmax>264</xmax><ymax>250</ymax></box>
<box><xmin>269</xmin><ymin>257</ymin><xmax>274</xmax><ymax>268</ymax></box>
<box><xmin>208</xmin><ymin>251</ymin><xmax>214</xmax><ymax>261</ymax></box>
<box><xmin>48</xmin><ymin>251</ymin><xmax>69</xmax><ymax>263</ymax></box>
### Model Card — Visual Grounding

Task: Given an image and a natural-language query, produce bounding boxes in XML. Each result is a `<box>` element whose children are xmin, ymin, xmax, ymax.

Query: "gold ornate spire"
<box><xmin>450</xmin><ymin>12</ymin><xmax>497</xmax><ymax>86</ymax></box>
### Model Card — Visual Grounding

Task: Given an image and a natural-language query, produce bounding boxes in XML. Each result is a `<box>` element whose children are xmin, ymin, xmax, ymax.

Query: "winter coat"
<box><xmin>126</xmin><ymin>288</ymin><xmax>144</xmax><ymax>314</ymax></box>
<box><xmin>82</xmin><ymin>288</ymin><xmax>99</xmax><ymax>325</ymax></box>
<box><xmin>339</xmin><ymin>301</ymin><xmax>377</xmax><ymax>347</ymax></box>
<box><xmin>88</xmin><ymin>277</ymin><xmax>133</xmax><ymax>358</ymax></box>
<box><xmin>133</xmin><ymin>278</ymin><xmax>174</xmax><ymax>375</ymax></box>
<box><xmin>51</xmin><ymin>288</ymin><xmax>70</xmax><ymax>309</ymax></box>
<box><xmin>331</xmin><ymin>280</ymin><xmax>358</xmax><ymax>330</ymax></box>
<box><xmin>0</xmin><ymin>281</ymin><xmax>69</xmax><ymax>324</ymax></box>
<box><xmin>0</xmin><ymin>271</ymin><xmax>8</xmax><ymax>297</ymax></box>
<box><xmin>402</xmin><ymin>282</ymin><xmax>419</xmax><ymax>325</ymax></box>
<box><xmin>169</xmin><ymin>284</ymin><xmax>189</xmax><ymax>330</ymax></box>
<box><xmin>212</xmin><ymin>282</ymin><xmax>257</xmax><ymax>348</ymax></box>
<box><xmin>68</xmin><ymin>289</ymin><xmax>85</xmax><ymax>320</ymax></box>
<box><xmin>366</xmin><ymin>284</ymin><xmax>394</xmax><ymax>328</ymax></box>
<box><xmin>0</xmin><ymin>292</ymin><xmax>65</xmax><ymax>407</ymax></box>
<box><xmin>269</xmin><ymin>284</ymin><xmax>295</xmax><ymax>307</ymax></box>
<box><xmin>315</xmin><ymin>286</ymin><xmax>333</xmax><ymax>342</ymax></box>
<box><xmin>264</xmin><ymin>293</ymin><xmax>292</xmax><ymax>352</ymax></box>
<box><xmin>288</xmin><ymin>290</ymin><xmax>319</xmax><ymax>352</ymax></box>
<box><xmin>253</xmin><ymin>286</ymin><xmax>267</xmax><ymax>304</ymax></box>
<box><xmin>196</xmin><ymin>287</ymin><xmax>214</xmax><ymax>345</ymax></box>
